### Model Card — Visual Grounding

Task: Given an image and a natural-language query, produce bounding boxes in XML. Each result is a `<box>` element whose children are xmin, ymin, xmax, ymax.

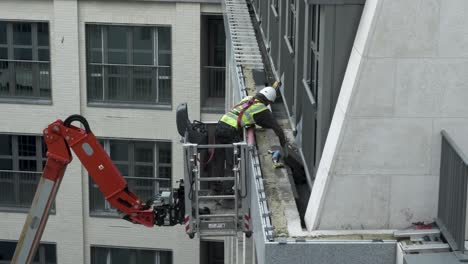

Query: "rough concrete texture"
<box><xmin>306</xmin><ymin>0</ymin><xmax>468</xmax><ymax>231</ymax></box>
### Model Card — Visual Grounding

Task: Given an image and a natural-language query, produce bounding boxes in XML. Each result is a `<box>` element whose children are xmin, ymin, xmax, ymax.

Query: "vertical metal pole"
<box><xmin>13</xmin><ymin>170</ymin><xmax>66</xmax><ymax>264</ymax></box>
<box><xmin>235</xmin><ymin>235</ymin><xmax>239</xmax><ymax>264</ymax></box>
<box><xmin>193</xmin><ymin>145</ymin><xmax>200</xmax><ymax>237</ymax></box>
<box><xmin>242</xmin><ymin>232</ymin><xmax>246</xmax><ymax>264</ymax></box>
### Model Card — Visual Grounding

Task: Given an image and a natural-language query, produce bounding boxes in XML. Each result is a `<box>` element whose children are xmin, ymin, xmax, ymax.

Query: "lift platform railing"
<box><xmin>437</xmin><ymin>130</ymin><xmax>468</xmax><ymax>256</ymax></box>
<box><xmin>183</xmin><ymin>142</ymin><xmax>251</xmax><ymax>238</ymax></box>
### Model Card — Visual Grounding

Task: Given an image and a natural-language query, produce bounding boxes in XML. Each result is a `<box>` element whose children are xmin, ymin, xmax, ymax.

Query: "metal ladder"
<box><xmin>183</xmin><ymin>142</ymin><xmax>248</xmax><ymax>238</ymax></box>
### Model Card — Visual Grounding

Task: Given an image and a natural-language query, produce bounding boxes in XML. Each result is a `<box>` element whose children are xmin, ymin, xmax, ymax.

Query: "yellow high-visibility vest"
<box><xmin>220</xmin><ymin>96</ymin><xmax>268</xmax><ymax>129</ymax></box>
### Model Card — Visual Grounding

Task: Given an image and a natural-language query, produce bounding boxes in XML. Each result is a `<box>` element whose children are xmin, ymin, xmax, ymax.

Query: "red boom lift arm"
<box><xmin>12</xmin><ymin>115</ymin><xmax>184</xmax><ymax>264</ymax></box>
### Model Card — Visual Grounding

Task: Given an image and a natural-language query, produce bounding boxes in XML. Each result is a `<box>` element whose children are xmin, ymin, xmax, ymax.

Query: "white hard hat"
<box><xmin>259</xmin><ymin>86</ymin><xmax>277</xmax><ymax>103</ymax></box>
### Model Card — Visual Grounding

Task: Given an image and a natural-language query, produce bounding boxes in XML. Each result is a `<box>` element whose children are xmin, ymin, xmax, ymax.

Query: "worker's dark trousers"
<box><xmin>214</xmin><ymin>122</ymin><xmax>241</xmax><ymax>190</ymax></box>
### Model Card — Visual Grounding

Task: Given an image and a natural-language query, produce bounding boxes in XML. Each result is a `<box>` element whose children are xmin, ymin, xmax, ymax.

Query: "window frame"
<box><xmin>0</xmin><ymin>134</ymin><xmax>50</xmax><ymax>213</ymax></box>
<box><xmin>285</xmin><ymin>0</ymin><xmax>297</xmax><ymax>54</ymax></box>
<box><xmin>85</xmin><ymin>24</ymin><xmax>172</xmax><ymax>108</ymax></box>
<box><xmin>201</xmin><ymin>15</ymin><xmax>226</xmax><ymax>113</ymax></box>
<box><xmin>0</xmin><ymin>21</ymin><xmax>52</xmax><ymax>103</ymax></box>
<box><xmin>89</xmin><ymin>138</ymin><xmax>172</xmax><ymax>216</ymax></box>
<box><xmin>0</xmin><ymin>240</ymin><xmax>57</xmax><ymax>264</ymax></box>
<box><xmin>91</xmin><ymin>246</ymin><xmax>173</xmax><ymax>264</ymax></box>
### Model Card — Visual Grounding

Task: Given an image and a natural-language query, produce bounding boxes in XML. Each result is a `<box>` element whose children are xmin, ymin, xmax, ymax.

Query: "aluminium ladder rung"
<box><xmin>199</xmin><ymin>195</ymin><xmax>236</xmax><ymax>200</ymax></box>
<box><xmin>199</xmin><ymin>214</ymin><xmax>237</xmax><ymax>218</ymax></box>
<box><xmin>197</xmin><ymin>177</ymin><xmax>235</xmax><ymax>181</ymax></box>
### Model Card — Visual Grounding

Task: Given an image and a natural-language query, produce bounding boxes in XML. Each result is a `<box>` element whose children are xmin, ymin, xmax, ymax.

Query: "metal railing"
<box><xmin>437</xmin><ymin>130</ymin><xmax>468</xmax><ymax>252</ymax></box>
<box><xmin>87</xmin><ymin>64</ymin><xmax>171</xmax><ymax>105</ymax></box>
<box><xmin>89</xmin><ymin>176</ymin><xmax>171</xmax><ymax>214</ymax></box>
<box><xmin>0</xmin><ymin>170</ymin><xmax>42</xmax><ymax>209</ymax></box>
<box><xmin>202</xmin><ymin>66</ymin><xmax>226</xmax><ymax>98</ymax></box>
<box><xmin>0</xmin><ymin>60</ymin><xmax>51</xmax><ymax>99</ymax></box>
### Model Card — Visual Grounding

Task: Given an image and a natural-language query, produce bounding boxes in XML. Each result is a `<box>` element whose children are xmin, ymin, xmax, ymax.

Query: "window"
<box><xmin>0</xmin><ymin>21</ymin><xmax>51</xmax><ymax>100</ymax></box>
<box><xmin>86</xmin><ymin>25</ymin><xmax>172</xmax><ymax>106</ymax></box>
<box><xmin>0</xmin><ymin>135</ymin><xmax>46</xmax><ymax>210</ymax></box>
<box><xmin>305</xmin><ymin>5</ymin><xmax>320</xmax><ymax>98</ymax></box>
<box><xmin>201</xmin><ymin>15</ymin><xmax>226</xmax><ymax>112</ymax></box>
<box><xmin>91</xmin><ymin>246</ymin><xmax>172</xmax><ymax>264</ymax></box>
<box><xmin>89</xmin><ymin>139</ymin><xmax>172</xmax><ymax>215</ymax></box>
<box><xmin>0</xmin><ymin>241</ymin><xmax>56</xmax><ymax>264</ymax></box>
<box><xmin>272</xmin><ymin>0</ymin><xmax>279</xmax><ymax>14</ymax></box>
<box><xmin>287</xmin><ymin>0</ymin><xmax>297</xmax><ymax>51</ymax></box>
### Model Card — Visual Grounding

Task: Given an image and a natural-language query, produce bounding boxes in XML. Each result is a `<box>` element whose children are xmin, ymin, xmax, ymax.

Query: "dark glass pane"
<box><xmin>136</xmin><ymin>165</ymin><xmax>153</xmax><ymax>178</ymax></box>
<box><xmin>107</xmin><ymin>66</ymin><xmax>130</xmax><ymax>100</ymax></box>
<box><xmin>158</xmin><ymin>67</ymin><xmax>171</xmax><ymax>104</ymax></box>
<box><xmin>0</xmin><ymin>47</ymin><xmax>7</xmax><ymax>59</ymax></box>
<box><xmin>160</xmin><ymin>251</ymin><xmax>173</xmax><ymax>264</ymax></box>
<box><xmin>158</xmin><ymin>167</ymin><xmax>171</xmax><ymax>178</ymax></box>
<box><xmin>37</xmin><ymin>22</ymin><xmax>49</xmax><ymax>46</ymax></box>
<box><xmin>116</xmin><ymin>163</ymin><xmax>129</xmax><ymax>176</ymax></box>
<box><xmin>19</xmin><ymin>181</ymin><xmax>38</xmax><ymax>205</ymax></box>
<box><xmin>137</xmin><ymin>250</ymin><xmax>155</xmax><ymax>264</ymax></box>
<box><xmin>0</xmin><ymin>241</ymin><xmax>16</xmax><ymax>261</ymax></box>
<box><xmin>134</xmin><ymin>51</ymin><xmax>153</xmax><ymax>65</ymax></box>
<box><xmin>110</xmin><ymin>248</ymin><xmax>131</xmax><ymax>264</ymax></box>
<box><xmin>108</xmin><ymin>78</ymin><xmax>130</xmax><ymax>100</ymax></box>
<box><xmin>38</xmin><ymin>49</ymin><xmax>50</xmax><ymax>61</ymax></box>
<box><xmin>158</xmin><ymin>142</ymin><xmax>171</xmax><ymax>164</ymax></box>
<box><xmin>133</xmin><ymin>68</ymin><xmax>154</xmax><ymax>101</ymax></box>
<box><xmin>44</xmin><ymin>244</ymin><xmax>57</xmax><ymax>263</ymax></box>
<box><xmin>110</xmin><ymin>141</ymin><xmax>128</xmax><ymax>161</ymax></box>
<box><xmin>133</xmin><ymin>27</ymin><xmax>152</xmax><ymax>50</ymax></box>
<box><xmin>87</xmin><ymin>25</ymin><xmax>102</xmax><ymax>49</ymax></box>
<box><xmin>0</xmin><ymin>61</ymin><xmax>9</xmax><ymax>95</ymax></box>
<box><xmin>41</xmin><ymin>138</ymin><xmax>47</xmax><ymax>157</ymax></box>
<box><xmin>108</xmin><ymin>50</ymin><xmax>127</xmax><ymax>64</ymax></box>
<box><xmin>158</xmin><ymin>53</ymin><xmax>171</xmax><ymax>66</ymax></box>
<box><xmin>0</xmin><ymin>134</ymin><xmax>12</xmax><ymax>155</ymax></box>
<box><xmin>19</xmin><ymin>159</ymin><xmax>37</xmax><ymax>171</ymax></box>
<box><xmin>14</xmin><ymin>48</ymin><xmax>33</xmax><ymax>60</ymax></box>
<box><xmin>18</xmin><ymin>136</ymin><xmax>36</xmax><ymax>156</ymax></box>
<box><xmin>89</xmin><ymin>50</ymin><xmax>102</xmax><ymax>63</ymax></box>
<box><xmin>158</xmin><ymin>27</ymin><xmax>171</xmax><ymax>51</ymax></box>
<box><xmin>91</xmin><ymin>247</ymin><xmax>108</xmax><ymax>264</ymax></box>
<box><xmin>87</xmin><ymin>65</ymin><xmax>103</xmax><ymax>100</ymax></box>
<box><xmin>0</xmin><ymin>180</ymin><xmax>15</xmax><ymax>204</ymax></box>
<box><xmin>13</xmin><ymin>23</ymin><xmax>32</xmax><ymax>45</ymax></box>
<box><xmin>0</xmin><ymin>22</ymin><xmax>6</xmax><ymax>44</ymax></box>
<box><xmin>107</xmin><ymin>26</ymin><xmax>128</xmax><ymax>49</ymax></box>
<box><xmin>135</xmin><ymin>142</ymin><xmax>153</xmax><ymax>162</ymax></box>
<box><xmin>0</xmin><ymin>159</ymin><xmax>12</xmax><ymax>170</ymax></box>
<box><xmin>15</xmin><ymin>62</ymin><xmax>33</xmax><ymax>96</ymax></box>
<box><xmin>87</xmin><ymin>25</ymin><xmax>102</xmax><ymax>64</ymax></box>
<box><xmin>39</xmin><ymin>63</ymin><xmax>51</xmax><ymax>98</ymax></box>
<box><xmin>89</xmin><ymin>176</ymin><xmax>106</xmax><ymax>211</ymax></box>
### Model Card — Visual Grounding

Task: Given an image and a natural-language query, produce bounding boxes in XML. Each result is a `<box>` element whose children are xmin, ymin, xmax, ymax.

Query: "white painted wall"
<box><xmin>306</xmin><ymin>0</ymin><xmax>468</xmax><ymax>231</ymax></box>
<box><xmin>0</xmin><ymin>0</ymin><xmax>220</xmax><ymax>262</ymax></box>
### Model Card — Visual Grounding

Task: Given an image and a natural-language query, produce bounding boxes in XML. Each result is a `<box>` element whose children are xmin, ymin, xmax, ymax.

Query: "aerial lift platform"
<box><xmin>13</xmin><ymin>109</ymin><xmax>253</xmax><ymax>263</ymax></box>
<box><xmin>177</xmin><ymin>103</ymin><xmax>252</xmax><ymax>239</ymax></box>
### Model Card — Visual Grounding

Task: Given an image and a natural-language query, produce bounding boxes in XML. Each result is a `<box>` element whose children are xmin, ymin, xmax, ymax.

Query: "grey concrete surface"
<box><xmin>307</xmin><ymin>0</ymin><xmax>468</xmax><ymax>230</ymax></box>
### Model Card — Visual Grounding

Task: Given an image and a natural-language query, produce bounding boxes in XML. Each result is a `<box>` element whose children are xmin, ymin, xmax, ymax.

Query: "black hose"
<box><xmin>63</xmin><ymin>114</ymin><xmax>92</xmax><ymax>133</ymax></box>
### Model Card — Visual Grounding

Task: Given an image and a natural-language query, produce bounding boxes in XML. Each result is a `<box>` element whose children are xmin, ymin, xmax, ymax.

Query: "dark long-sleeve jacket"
<box><xmin>253</xmin><ymin>109</ymin><xmax>286</xmax><ymax>146</ymax></box>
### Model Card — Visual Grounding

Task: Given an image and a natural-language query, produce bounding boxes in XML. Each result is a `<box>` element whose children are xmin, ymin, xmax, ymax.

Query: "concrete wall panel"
<box><xmin>318</xmin><ymin>175</ymin><xmax>391</xmax><ymax>229</ymax></box>
<box><xmin>439</xmin><ymin>0</ymin><xmax>468</xmax><ymax>57</ymax></box>
<box><xmin>388</xmin><ymin>176</ymin><xmax>439</xmax><ymax>228</ymax></box>
<box><xmin>368</xmin><ymin>0</ymin><xmax>439</xmax><ymax>58</ymax></box>
<box><xmin>335</xmin><ymin>119</ymin><xmax>432</xmax><ymax>175</ymax></box>
<box><xmin>350</xmin><ymin>58</ymin><xmax>395</xmax><ymax>117</ymax></box>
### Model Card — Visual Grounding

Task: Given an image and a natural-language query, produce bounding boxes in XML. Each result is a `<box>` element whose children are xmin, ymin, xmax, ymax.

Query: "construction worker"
<box><xmin>216</xmin><ymin>85</ymin><xmax>286</xmax><ymax>147</ymax></box>
<box><xmin>212</xmin><ymin>85</ymin><xmax>286</xmax><ymax>203</ymax></box>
